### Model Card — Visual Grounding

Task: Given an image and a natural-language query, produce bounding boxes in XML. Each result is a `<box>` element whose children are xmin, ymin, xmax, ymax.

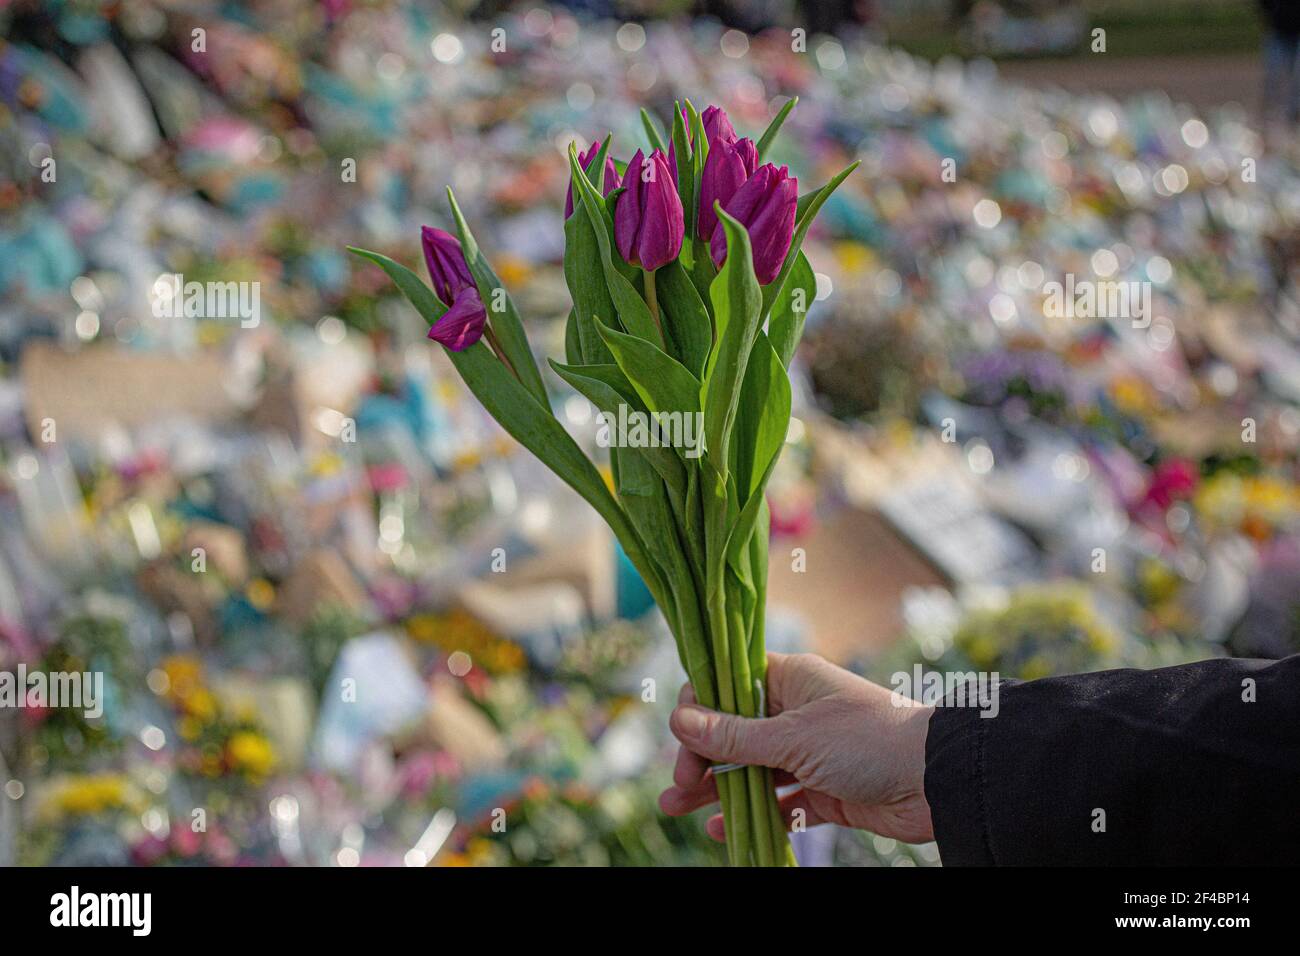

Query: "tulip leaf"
<box><xmin>640</xmin><ymin>108</ymin><xmax>668</xmax><ymax>153</ymax></box>
<box><xmin>655</xmin><ymin>258</ymin><xmax>713</xmax><ymax>380</ymax></box>
<box><xmin>685</xmin><ymin>100</ymin><xmax>708</xmax><ymax>170</ymax></box>
<box><xmin>688</xmin><ymin>239</ymin><xmax>718</xmax><ymax>309</ymax></box>
<box><xmin>671</xmin><ymin>103</ymin><xmax>696</xmax><ymax>252</ymax></box>
<box><xmin>730</xmin><ymin>330</ymin><xmax>790</xmax><ymax>504</ymax></box>
<box><xmin>347</xmin><ymin>247</ymin><xmax>448</xmax><ymax>324</ymax></box>
<box><xmin>756</xmin><ymin>97</ymin><xmax>797</xmax><ymax>163</ymax></box>
<box><xmin>594</xmin><ymin>318</ymin><xmax>704</xmax><ymax>463</ymax></box>
<box><xmin>591</xmin><ymin>133</ymin><xmax>614</xmax><ymax>193</ymax></box>
<box><xmin>725</xmin><ymin>438</ymin><xmax>781</xmax><ymax>574</ymax></box>
<box><xmin>563</xmin><ymin>198</ymin><xmax>617</xmax><ymax>364</ymax></box>
<box><xmin>744</xmin><ymin>499</ymin><xmax>770</xmax><ymax>680</ymax></box>
<box><xmin>447</xmin><ymin>341</ymin><xmax>670</xmax><ymax>590</ymax></box>
<box><xmin>568</xmin><ymin>145</ymin><xmax>665</xmax><ymax>348</ymax></box>
<box><xmin>760</xmin><ymin>161</ymin><xmax>859</xmax><ymax>317</ymax></box>
<box><xmin>564</xmin><ymin>307</ymin><xmax>582</xmax><ymax>366</ymax></box>
<box><xmin>445</xmin><ymin>188</ymin><xmax>549</xmax><ymax>407</ymax></box>
<box><xmin>548</xmin><ymin>359</ymin><xmax>687</xmax><ymax>511</ymax></box>
<box><xmin>768</xmin><ymin>250</ymin><xmax>816</xmax><ymax>368</ymax></box>
<box><xmin>703</xmin><ymin>207</ymin><xmax>763</xmax><ymax>478</ymax></box>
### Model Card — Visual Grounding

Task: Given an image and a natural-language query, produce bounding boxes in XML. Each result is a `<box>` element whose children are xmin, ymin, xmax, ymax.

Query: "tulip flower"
<box><xmin>697</xmin><ymin>136</ymin><xmax>758</xmax><ymax>241</ymax></box>
<box><xmin>565</xmin><ymin>140</ymin><xmax>621</xmax><ymax>218</ymax></box>
<box><xmin>700</xmin><ymin>104</ymin><xmax>736</xmax><ymax>145</ymax></box>
<box><xmin>669</xmin><ymin>104</ymin><xmax>737</xmax><ymax>182</ymax></box>
<box><xmin>421</xmin><ymin>225</ymin><xmax>487</xmax><ymax>351</ymax></box>
<box><xmin>614</xmin><ymin>149</ymin><xmax>684</xmax><ymax>271</ymax></box>
<box><xmin>426</xmin><ymin>286</ymin><xmax>487</xmax><ymax>352</ymax></box>
<box><xmin>709</xmin><ymin>163</ymin><xmax>797</xmax><ymax>284</ymax></box>
<box><xmin>421</xmin><ymin>226</ymin><xmax>475</xmax><ymax>306</ymax></box>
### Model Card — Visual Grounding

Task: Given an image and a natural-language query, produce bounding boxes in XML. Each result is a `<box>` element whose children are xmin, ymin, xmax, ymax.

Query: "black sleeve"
<box><xmin>923</xmin><ymin>654</ymin><xmax>1300</xmax><ymax>865</ymax></box>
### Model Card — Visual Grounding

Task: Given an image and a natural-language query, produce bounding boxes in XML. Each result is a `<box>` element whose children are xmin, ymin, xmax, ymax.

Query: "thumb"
<box><xmin>670</xmin><ymin>704</ymin><xmax>791</xmax><ymax>768</ymax></box>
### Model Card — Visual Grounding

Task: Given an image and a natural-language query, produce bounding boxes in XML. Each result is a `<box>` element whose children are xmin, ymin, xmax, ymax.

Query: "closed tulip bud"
<box><xmin>427</xmin><ymin>286</ymin><xmax>487</xmax><ymax>352</ymax></box>
<box><xmin>421</xmin><ymin>226</ymin><xmax>475</xmax><ymax>306</ymax></box>
<box><xmin>700</xmin><ymin>105</ymin><xmax>736</xmax><ymax>146</ymax></box>
<box><xmin>421</xmin><ymin>224</ymin><xmax>486</xmax><ymax>351</ymax></box>
<box><xmin>669</xmin><ymin>105</ymin><xmax>736</xmax><ymax>179</ymax></box>
<box><xmin>565</xmin><ymin>140</ymin><xmax>620</xmax><ymax>218</ymax></box>
<box><xmin>709</xmin><ymin>163</ymin><xmax>797</xmax><ymax>285</ymax></box>
<box><xmin>614</xmin><ymin>149</ymin><xmax>685</xmax><ymax>271</ymax></box>
<box><xmin>697</xmin><ymin>136</ymin><xmax>758</xmax><ymax>241</ymax></box>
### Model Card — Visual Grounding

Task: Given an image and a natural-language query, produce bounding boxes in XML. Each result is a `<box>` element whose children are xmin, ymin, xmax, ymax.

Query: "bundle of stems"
<box><xmin>353</xmin><ymin>99</ymin><xmax>855</xmax><ymax>865</ymax></box>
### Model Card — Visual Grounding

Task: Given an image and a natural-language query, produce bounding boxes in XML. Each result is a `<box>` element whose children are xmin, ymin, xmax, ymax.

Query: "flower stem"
<box><xmin>644</xmin><ymin>268</ymin><xmax>663</xmax><ymax>340</ymax></box>
<box><xmin>483</xmin><ymin>326</ymin><xmax>519</xmax><ymax>382</ymax></box>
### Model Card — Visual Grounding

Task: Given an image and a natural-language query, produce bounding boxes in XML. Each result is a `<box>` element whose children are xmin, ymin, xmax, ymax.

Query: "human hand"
<box><xmin>659</xmin><ymin>652</ymin><xmax>935</xmax><ymax>844</ymax></box>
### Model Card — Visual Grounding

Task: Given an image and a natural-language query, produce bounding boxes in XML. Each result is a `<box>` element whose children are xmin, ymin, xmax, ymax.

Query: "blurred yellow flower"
<box><xmin>227</xmin><ymin>731</ymin><xmax>277</xmax><ymax>778</ymax></box>
<box><xmin>45</xmin><ymin>774</ymin><xmax>138</xmax><ymax>819</ymax></box>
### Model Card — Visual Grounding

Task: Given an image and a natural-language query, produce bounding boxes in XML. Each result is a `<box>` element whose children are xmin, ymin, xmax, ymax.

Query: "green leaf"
<box><xmin>641</xmin><ymin>107</ymin><xmax>668</xmax><ymax>153</ymax></box>
<box><xmin>353</xmin><ymin>245</ymin><xmax>677</xmax><ymax>633</ymax></box>
<box><xmin>768</xmin><ymin>250</ymin><xmax>816</xmax><ymax>369</ymax></box>
<box><xmin>671</xmin><ymin>103</ymin><xmax>695</xmax><ymax>249</ymax></box>
<box><xmin>730</xmin><ymin>331</ymin><xmax>791</xmax><ymax>504</ymax></box>
<box><xmin>725</xmin><ymin>446</ymin><xmax>780</xmax><ymax>573</ymax></box>
<box><xmin>347</xmin><ymin>247</ymin><xmax>447</xmax><ymax>324</ymax></box>
<box><xmin>548</xmin><ymin>359</ymin><xmax>686</xmax><ymax>510</ymax></box>
<box><xmin>685</xmin><ymin>99</ymin><xmax>708</xmax><ymax>172</ymax></box>
<box><xmin>760</xmin><ymin>161</ymin><xmax>859</xmax><ymax>317</ymax></box>
<box><xmin>656</xmin><ymin>258</ymin><xmax>713</xmax><ymax>380</ymax></box>
<box><xmin>568</xmin><ymin>145</ymin><xmax>664</xmax><ymax>347</ymax></box>
<box><xmin>703</xmin><ymin>207</ymin><xmax>763</xmax><ymax>478</ymax></box>
<box><xmin>595</xmin><ymin>318</ymin><xmax>702</xmax><ymax>426</ymax></box>
<box><xmin>756</xmin><ymin>96</ymin><xmax>797</xmax><ymax>162</ymax></box>
<box><xmin>564</xmin><ymin>307</ymin><xmax>582</xmax><ymax>366</ymax></box>
<box><xmin>445</xmin><ymin>188</ymin><xmax>549</xmax><ymax>406</ymax></box>
<box><xmin>590</xmin><ymin>133</ymin><xmax>613</xmax><ymax>192</ymax></box>
<box><xmin>563</xmin><ymin>198</ymin><xmax>617</xmax><ymax>364</ymax></box>
<box><xmin>444</xmin><ymin>343</ymin><xmax>668</xmax><ymax>594</ymax></box>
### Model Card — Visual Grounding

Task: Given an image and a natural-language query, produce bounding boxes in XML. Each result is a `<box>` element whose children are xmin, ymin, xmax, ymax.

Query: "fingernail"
<box><xmin>675</xmin><ymin>705</ymin><xmax>711</xmax><ymax>739</ymax></box>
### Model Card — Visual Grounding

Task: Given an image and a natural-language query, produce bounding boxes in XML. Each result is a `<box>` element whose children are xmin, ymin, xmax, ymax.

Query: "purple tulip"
<box><xmin>427</xmin><ymin>286</ymin><xmax>487</xmax><ymax>352</ymax></box>
<box><xmin>668</xmin><ymin>104</ymin><xmax>737</xmax><ymax>183</ymax></box>
<box><xmin>565</xmin><ymin>140</ymin><xmax>621</xmax><ymax>218</ymax></box>
<box><xmin>614</xmin><ymin>149</ymin><xmax>684</xmax><ymax>271</ymax></box>
<box><xmin>709</xmin><ymin>163</ymin><xmax>797</xmax><ymax>285</ymax></box>
<box><xmin>700</xmin><ymin>105</ymin><xmax>736</xmax><ymax>145</ymax></box>
<box><xmin>697</xmin><ymin>136</ymin><xmax>758</xmax><ymax>241</ymax></box>
<box><xmin>421</xmin><ymin>226</ymin><xmax>475</xmax><ymax>306</ymax></box>
<box><xmin>421</xmin><ymin>225</ymin><xmax>486</xmax><ymax>351</ymax></box>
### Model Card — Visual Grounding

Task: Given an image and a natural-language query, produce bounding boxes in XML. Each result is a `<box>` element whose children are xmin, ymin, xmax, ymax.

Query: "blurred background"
<box><xmin>3</xmin><ymin>0</ymin><xmax>1300</xmax><ymax>867</ymax></box>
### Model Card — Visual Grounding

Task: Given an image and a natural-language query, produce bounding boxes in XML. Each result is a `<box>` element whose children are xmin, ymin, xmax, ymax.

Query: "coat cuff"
<box><xmin>923</xmin><ymin>702</ymin><xmax>994</xmax><ymax>865</ymax></box>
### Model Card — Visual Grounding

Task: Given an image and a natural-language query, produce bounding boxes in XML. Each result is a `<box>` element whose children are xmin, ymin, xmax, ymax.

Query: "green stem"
<box><xmin>644</xmin><ymin>267</ymin><xmax>663</xmax><ymax>340</ymax></box>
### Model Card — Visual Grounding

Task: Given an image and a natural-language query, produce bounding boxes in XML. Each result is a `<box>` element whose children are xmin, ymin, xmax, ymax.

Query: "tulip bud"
<box><xmin>709</xmin><ymin>163</ymin><xmax>797</xmax><ymax>285</ymax></box>
<box><xmin>669</xmin><ymin>105</ymin><xmax>736</xmax><ymax>181</ymax></box>
<box><xmin>421</xmin><ymin>224</ymin><xmax>486</xmax><ymax>351</ymax></box>
<box><xmin>427</xmin><ymin>286</ymin><xmax>487</xmax><ymax>352</ymax></box>
<box><xmin>697</xmin><ymin>136</ymin><xmax>758</xmax><ymax>241</ymax></box>
<box><xmin>700</xmin><ymin>105</ymin><xmax>736</xmax><ymax>146</ymax></box>
<box><xmin>421</xmin><ymin>226</ymin><xmax>475</xmax><ymax>306</ymax></box>
<box><xmin>614</xmin><ymin>149</ymin><xmax>685</xmax><ymax>272</ymax></box>
<box><xmin>565</xmin><ymin>140</ymin><xmax>621</xmax><ymax>218</ymax></box>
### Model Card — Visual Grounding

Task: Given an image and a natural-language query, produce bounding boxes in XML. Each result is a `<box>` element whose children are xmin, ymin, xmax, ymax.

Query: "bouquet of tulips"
<box><xmin>352</xmin><ymin>99</ymin><xmax>855</xmax><ymax>866</ymax></box>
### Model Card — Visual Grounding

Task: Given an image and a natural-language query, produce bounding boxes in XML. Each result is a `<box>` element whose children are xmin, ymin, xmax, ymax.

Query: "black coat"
<box><xmin>925</xmin><ymin>655</ymin><xmax>1300</xmax><ymax>864</ymax></box>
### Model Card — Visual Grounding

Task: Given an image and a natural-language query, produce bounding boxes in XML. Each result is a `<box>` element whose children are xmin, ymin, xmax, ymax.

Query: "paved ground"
<box><xmin>997</xmin><ymin>52</ymin><xmax>1264</xmax><ymax>116</ymax></box>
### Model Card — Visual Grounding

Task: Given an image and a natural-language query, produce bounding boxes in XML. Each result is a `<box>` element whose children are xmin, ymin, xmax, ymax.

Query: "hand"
<box><xmin>659</xmin><ymin>652</ymin><xmax>935</xmax><ymax>844</ymax></box>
